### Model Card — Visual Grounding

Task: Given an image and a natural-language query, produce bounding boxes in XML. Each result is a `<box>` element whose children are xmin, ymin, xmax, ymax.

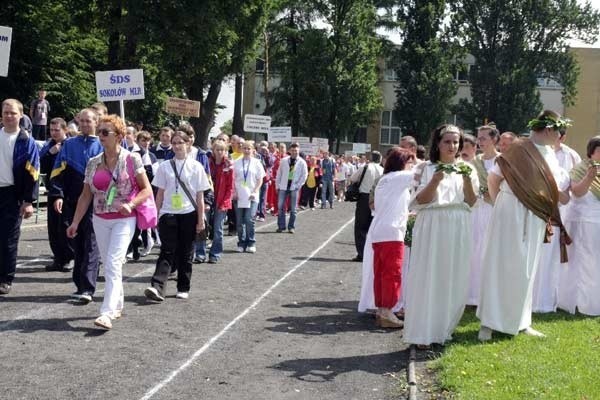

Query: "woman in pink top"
<box><xmin>67</xmin><ymin>115</ymin><xmax>152</xmax><ymax>330</ymax></box>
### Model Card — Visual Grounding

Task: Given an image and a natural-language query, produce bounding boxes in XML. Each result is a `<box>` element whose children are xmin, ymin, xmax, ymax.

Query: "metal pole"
<box><xmin>119</xmin><ymin>100</ymin><xmax>125</xmax><ymax>120</ymax></box>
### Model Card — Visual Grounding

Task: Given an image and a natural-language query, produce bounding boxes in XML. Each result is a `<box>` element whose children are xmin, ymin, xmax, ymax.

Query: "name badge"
<box><xmin>288</xmin><ymin>170</ymin><xmax>294</xmax><ymax>180</ymax></box>
<box><xmin>172</xmin><ymin>193</ymin><xmax>184</xmax><ymax>210</ymax></box>
<box><xmin>241</xmin><ymin>181</ymin><xmax>248</xmax><ymax>188</ymax></box>
<box><xmin>106</xmin><ymin>186</ymin><xmax>117</xmax><ymax>207</ymax></box>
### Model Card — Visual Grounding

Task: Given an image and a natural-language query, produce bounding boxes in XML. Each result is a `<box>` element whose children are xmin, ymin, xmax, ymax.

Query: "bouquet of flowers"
<box><xmin>435</xmin><ymin>162</ymin><xmax>472</xmax><ymax>176</ymax></box>
<box><xmin>405</xmin><ymin>213</ymin><xmax>416</xmax><ymax>247</ymax></box>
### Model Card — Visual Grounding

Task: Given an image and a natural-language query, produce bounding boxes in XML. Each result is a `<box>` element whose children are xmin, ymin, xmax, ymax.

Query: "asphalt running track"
<box><xmin>1</xmin><ymin>202</ymin><xmax>410</xmax><ymax>400</ymax></box>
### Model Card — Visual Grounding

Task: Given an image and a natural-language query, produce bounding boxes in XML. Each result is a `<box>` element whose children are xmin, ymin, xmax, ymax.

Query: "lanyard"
<box><xmin>173</xmin><ymin>158</ymin><xmax>187</xmax><ymax>193</ymax></box>
<box><xmin>103</xmin><ymin>152</ymin><xmax>121</xmax><ymax>185</ymax></box>
<box><xmin>242</xmin><ymin>158</ymin><xmax>250</xmax><ymax>184</ymax></box>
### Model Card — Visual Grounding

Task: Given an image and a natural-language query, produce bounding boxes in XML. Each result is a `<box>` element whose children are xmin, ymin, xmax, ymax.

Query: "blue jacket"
<box><xmin>50</xmin><ymin>135</ymin><xmax>103</xmax><ymax>202</ymax></box>
<box><xmin>196</xmin><ymin>148</ymin><xmax>211</xmax><ymax>176</ymax></box>
<box><xmin>12</xmin><ymin>129</ymin><xmax>40</xmax><ymax>203</ymax></box>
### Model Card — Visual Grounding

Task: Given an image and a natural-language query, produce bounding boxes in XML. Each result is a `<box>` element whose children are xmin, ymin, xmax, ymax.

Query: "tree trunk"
<box><xmin>106</xmin><ymin>0</ymin><xmax>123</xmax><ymax>115</ymax></box>
<box><xmin>233</xmin><ymin>73</ymin><xmax>244</xmax><ymax>137</ymax></box>
<box><xmin>188</xmin><ymin>80</ymin><xmax>222</xmax><ymax>149</ymax></box>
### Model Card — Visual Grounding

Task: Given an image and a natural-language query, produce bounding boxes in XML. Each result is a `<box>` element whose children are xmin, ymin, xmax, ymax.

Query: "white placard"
<box><xmin>244</xmin><ymin>114</ymin><xmax>271</xmax><ymax>134</ymax></box>
<box><xmin>352</xmin><ymin>143</ymin><xmax>367</xmax><ymax>153</ymax></box>
<box><xmin>303</xmin><ymin>143</ymin><xmax>320</xmax><ymax>156</ymax></box>
<box><xmin>290</xmin><ymin>136</ymin><xmax>310</xmax><ymax>144</ymax></box>
<box><xmin>366</xmin><ymin>144</ymin><xmax>372</xmax><ymax>151</ymax></box>
<box><xmin>95</xmin><ymin>69</ymin><xmax>145</xmax><ymax>101</ymax></box>
<box><xmin>165</xmin><ymin>97</ymin><xmax>201</xmax><ymax>117</ymax></box>
<box><xmin>315</xmin><ymin>137</ymin><xmax>329</xmax><ymax>152</ymax></box>
<box><xmin>344</xmin><ymin>150</ymin><xmax>356</xmax><ymax>157</ymax></box>
<box><xmin>0</xmin><ymin>26</ymin><xmax>12</xmax><ymax>77</ymax></box>
<box><xmin>268</xmin><ymin>126</ymin><xmax>292</xmax><ymax>142</ymax></box>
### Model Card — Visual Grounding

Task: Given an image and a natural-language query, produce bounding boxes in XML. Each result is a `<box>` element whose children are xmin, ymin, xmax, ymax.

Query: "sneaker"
<box><xmin>0</xmin><ymin>282</ymin><xmax>11</xmax><ymax>295</ymax></box>
<box><xmin>276</xmin><ymin>228</ymin><xmax>284</xmax><ymax>233</ymax></box>
<box><xmin>256</xmin><ymin>217</ymin><xmax>265</xmax><ymax>222</ymax></box>
<box><xmin>208</xmin><ymin>257</ymin><xmax>218</xmax><ymax>264</ymax></box>
<box><xmin>144</xmin><ymin>287</ymin><xmax>165</xmax><ymax>302</ymax></box>
<box><xmin>310</xmin><ymin>207</ymin><xmax>315</xmax><ymax>211</ymax></box>
<box><xmin>175</xmin><ymin>292</ymin><xmax>189</xmax><ymax>299</ymax></box>
<box><xmin>237</xmin><ymin>246</ymin><xmax>244</xmax><ymax>253</ymax></box>
<box><xmin>79</xmin><ymin>292</ymin><xmax>93</xmax><ymax>304</ymax></box>
<box><xmin>288</xmin><ymin>229</ymin><xmax>295</xmax><ymax>234</ymax></box>
<box><xmin>69</xmin><ymin>292</ymin><xmax>82</xmax><ymax>300</ymax></box>
<box><xmin>94</xmin><ymin>315</ymin><xmax>112</xmax><ymax>330</ymax></box>
<box><xmin>194</xmin><ymin>255</ymin><xmax>206</xmax><ymax>263</ymax></box>
<box><xmin>62</xmin><ymin>260</ymin><xmax>74</xmax><ymax>272</ymax></box>
<box><xmin>141</xmin><ymin>237</ymin><xmax>155</xmax><ymax>257</ymax></box>
<box><xmin>126</xmin><ymin>252</ymin><xmax>134</xmax><ymax>260</ymax></box>
<box><xmin>45</xmin><ymin>262</ymin><xmax>63</xmax><ymax>272</ymax></box>
<box><xmin>246</xmin><ymin>246</ymin><xmax>256</xmax><ymax>253</ymax></box>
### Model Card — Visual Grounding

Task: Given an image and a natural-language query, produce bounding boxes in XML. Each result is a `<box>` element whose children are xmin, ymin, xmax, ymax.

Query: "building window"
<box><xmin>537</xmin><ymin>77</ymin><xmax>563</xmax><ymax>88</ymax></box>
<box><xmin>380</xmin><ymin>110</ymin><xmax>401</xmax><ymax>145</ymax></box>
<box><xmin>383</xmin><ymin>58</ymin><xmax>400</xmax><ymax>81</ymax></box>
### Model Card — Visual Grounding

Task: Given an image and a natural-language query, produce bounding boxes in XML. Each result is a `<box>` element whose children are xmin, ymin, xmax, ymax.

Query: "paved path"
<box><xmin>2</xmin><ymin>202</ymin><xmax>409</xmax><ymax>400</ymax></box>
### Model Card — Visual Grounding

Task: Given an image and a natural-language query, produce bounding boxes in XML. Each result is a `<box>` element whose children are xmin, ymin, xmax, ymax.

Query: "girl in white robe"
<box><xmin>558</xmin><ymin>138</ymin><xmax>600</xmax><ymax>316</ymax></box>
<box><xmin>403</xmin><ymin>125</ymin><xmax>478</xmax><ymax>346</ymax></box>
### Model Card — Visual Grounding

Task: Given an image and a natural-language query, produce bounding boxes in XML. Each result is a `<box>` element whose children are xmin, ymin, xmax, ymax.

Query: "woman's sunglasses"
<box><xmin>97</xmin><ymin>128</ymin><xmax>115</xmax><ymax>137</ymax></box>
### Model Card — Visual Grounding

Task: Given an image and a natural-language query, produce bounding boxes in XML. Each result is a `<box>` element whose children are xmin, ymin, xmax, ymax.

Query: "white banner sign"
<box><xmin>244</xmin><ymin>114</ymin><xmax>271</xmax><ymax>134</ymax></box>
<box><xmin>290</xmin><ymin>136</ymin><xmax>310</xmax><ymax>144</ymax></box>
<box><xmin>0</xmin><ymin>26</ymin><xmax>12</xmax><ymax>77</ymax></box>
<box><xmin>268</xmin><ymin>126</ymin><xmax>292</xmax><ymax>142</ymax></box>
<box><xmin>315</xmin><ymin>137</ymin><xmax>329</xmax><ymax>152</ymax></box>
<box><xmin>303</xmin><ymin>143</ymin><xmax>320</xmax><ymax>156</ymax></box>
<box><xmin>352</xmin><ymin>143</ymin><xmax>366</xmax><ymax>153</ymax></box>
<box><xmin>95</xmin><ymin>69</ymin><xmax>145</xmax><ymax>101</ymax></box>
<box><xmin>165</xmin><ymin>97</ymin><xmax>201</xmax><ymax>117</ymax></box>
<box><xmin>344</xmin><ymin>150</ymin><xmax>356</xmax><ymax>157</ymax></box>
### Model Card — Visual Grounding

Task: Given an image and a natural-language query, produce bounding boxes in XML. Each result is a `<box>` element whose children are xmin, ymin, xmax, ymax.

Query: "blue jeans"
<box><xmin>235</xmin><ymin>201</ymin><xmax>258</xmax><ymax>248</ymax></box>
<box><xmin>257</xmin><ymin>183</ymin><xmax>268</xmax><ymax>218</ymax></box>
<box><xmin>321</xmin><ymin>179</ymin><xmax>334</xmax><ymax>207</ymax></box>
<box><xmin>278</xmin><ymin>189</ymin><xmax>298</xmax><ymax>230</ymax></box>
<box><xmin>194</xmin><ymin>209</ymin><xmax>211</xmax><ymax>259</ymax></box>
<box><xmin>208</xmin><ymin>209</ymin><xmax>228</xmax><ymax>260</ymax></box>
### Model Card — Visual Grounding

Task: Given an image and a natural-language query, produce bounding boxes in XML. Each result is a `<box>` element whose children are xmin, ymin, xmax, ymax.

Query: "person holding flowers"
<box><xmin>557</xmin><ymin>136</ymin><xmax>600</xmax><ymax>316</ymax></box>
<box><xmin>403</xmin><ymin>124</ymin><xmax>478</xmax><ymax>347</ymax></box>
<box><xmin>477</xmin><ymin>109</ymin><xmax>571</xmax><ymax>341</ymax></box>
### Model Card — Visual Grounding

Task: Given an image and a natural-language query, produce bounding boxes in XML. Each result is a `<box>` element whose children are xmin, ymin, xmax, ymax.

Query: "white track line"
<box><xmin>140</xmin><ymin>216</ymin><xmax>355</xmax><ymax>400</ymax></box>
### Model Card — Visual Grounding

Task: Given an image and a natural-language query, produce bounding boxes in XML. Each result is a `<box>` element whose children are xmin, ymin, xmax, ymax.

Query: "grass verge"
<box><xmin>430</xmin><ymin>308</ymin><xmax>600</xmax><ymax>399</ymax></box>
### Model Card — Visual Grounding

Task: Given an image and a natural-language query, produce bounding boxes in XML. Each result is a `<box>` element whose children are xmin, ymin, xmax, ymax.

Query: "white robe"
<box><xmin>403</xmin><ymin>162</ymin><xmax>478</xmax><ymax>345</ymax></box>
<box><xmin>558</xmin><ymin>191</ymin><xmax>600</xmax><ymax>315</ymax></box>
<box><xmin>477</xmin><ymin>144</ymin><xmax>567</xmax><ymax>334</ymax></box>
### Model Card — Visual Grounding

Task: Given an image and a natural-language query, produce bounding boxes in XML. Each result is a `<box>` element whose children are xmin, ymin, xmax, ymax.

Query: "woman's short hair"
<box><xmin>587</xmin><ymin>136</ymin><xmax>600</xmax><ymax>158</ymax></box>
<box><xmin>137</xmin><ymin>130</ymin><xmax>152</xmax><ymax>142</ymax></box>
<box><xmin>212</xmin><ymin>139</ymin><xmax>228</xmax><ymax>151</ymax></box>
<box><xmin>172</xmin><ymin>131</ymin><xmax>190</xmax><ymax>144</ymax></box>
<box><xmin>429</xmin><ymin>124</ymin><xmax>464</xmax><ymax>163</ymax></box>
<box><xmin>463</xmin><ymin>133</ymin><xmax>477</xmax><ymax>146</ymax></box>
<box><xmin>383</xmin><ymin>147</ymin><xmax>416</xmax><ymax>174</ymax></box>
<box><xmin>477</xmin><ymin>124</ymin><xmax>500</xmax><ymax>143</ymax></box>
<box><xmin>99</xmin><ymin>114</ymin><xmax>126</xmax><ymax>138</ymax></box>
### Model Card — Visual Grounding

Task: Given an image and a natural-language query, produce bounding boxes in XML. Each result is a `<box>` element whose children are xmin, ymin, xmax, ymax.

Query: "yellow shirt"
<box><xmin>306</xmin><ymin>167</ymin><xmax>316</xmax><ymax>188</ymax></box>
<box><xmin>231</xmin><ymin>151</ymin><xmax>243</xmax><ymax>161</ymax></box>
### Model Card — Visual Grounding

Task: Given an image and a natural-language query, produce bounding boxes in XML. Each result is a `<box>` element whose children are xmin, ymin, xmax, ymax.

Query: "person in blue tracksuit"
<box><xmin>0</xmin><ymin>99</ymin><xmax>40</xmax><ymax>295</ymax></box>
<box><xmin>50</xmin><ymin>108</ymin><xmax>103</xmax><ymax>303</ymax></box>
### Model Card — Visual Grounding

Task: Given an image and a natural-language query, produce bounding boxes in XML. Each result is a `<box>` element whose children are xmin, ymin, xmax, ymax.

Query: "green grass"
<box><xmin>431</xmin><ymin>309</ymin><xmax>600</xmax><ymax>399</ymax></box>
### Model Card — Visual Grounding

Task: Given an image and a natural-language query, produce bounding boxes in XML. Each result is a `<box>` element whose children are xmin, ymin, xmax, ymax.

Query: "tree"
<box><xmin>394</xmin><ymin>0</ymin><xmax>462</xmax><ymax>144</ymax></box>
<box><xmin>450</xmin><ymin>0</ymin><xmax>600</xmax><ymax>132</ymax></box>
<box><xmin>269</xmin><ymin>0</ymin><xmax>383</xmax><ymax>149</ymax></box>
<box><xmin>220</xmin><ymin>118</ymin><xmax>234</xmax><ymax>135</ymax></box>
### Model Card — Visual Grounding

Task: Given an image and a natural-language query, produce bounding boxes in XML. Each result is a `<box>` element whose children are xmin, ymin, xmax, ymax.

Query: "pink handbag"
<box><xmin>126</xmin><ymin>155</ymin><xmax>158</xmax><ymax>229</ymax></box>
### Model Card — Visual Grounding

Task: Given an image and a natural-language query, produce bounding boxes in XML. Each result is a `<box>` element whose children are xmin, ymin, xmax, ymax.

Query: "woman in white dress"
<box><xmin>467</xmin><ymin>126</ymin><xmax>500</xmax><ymax>306</ymax></box>
<box><xmin>558</xmin><ymin>136</ymin><xmax>600</xmax><ymax>316</ymax></box>
<box><xmin>403</xmin><ymin>124</ymin><xmax>478</xmax><ymax>347</ymax></box>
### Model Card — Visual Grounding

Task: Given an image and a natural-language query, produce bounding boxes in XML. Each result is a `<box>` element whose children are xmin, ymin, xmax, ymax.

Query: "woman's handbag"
<box><xmin>345</xmin><ymin>164</ymin><xmax>369</xmax><ymax>202</ymax></box>
<box><xmin>127</xmin><ymin>155</ymin><xmax>158</xmax><ymax>229</ymax></box>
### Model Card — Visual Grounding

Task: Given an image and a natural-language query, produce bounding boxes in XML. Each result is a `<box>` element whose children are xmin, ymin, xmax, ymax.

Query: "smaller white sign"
<box><xmin>244</xmin><ymin>114</ymin><xmax>271</xmax><ymax>134</ymax></box>
<box><xmin>268</xmin><ymin>126</ymin><xmax>292</xmax><ymax>142</ymax></box>
<box><xmin>303</xmin><ymin>143</ymin><xmax>320</xmax><ymax>156</ymax></box>
<box><xmin>0</xmin><ymin>26</ymin><xmax>12</xmax><ymax>77</ymax></box>
<box><xmin>290</xmin><ymin>136</ymin><xmax>310</xmax><ymax>144</ymax></box>
<box><xmin>352</xmin><ymin>143</ymin><xmax>366</xmax><ymax>153</ymax></box>
<box><xmin>315</xmin><ymin>137</ymin><xmax>329</xmax><ymax>152</ymax></box>
<box><xmin>95</xmin><ymin>69</ymin><xmax>145</xmax><ymax>101</ymax></box>
<box><xmin>344</xmin><ymin>150</ymin><xmax>356</xmax><ymax>157</ymax></box>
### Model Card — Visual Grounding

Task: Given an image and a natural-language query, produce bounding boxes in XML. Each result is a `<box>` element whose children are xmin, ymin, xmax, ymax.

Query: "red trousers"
<box><xmin>372</xmin><ymin>241</ymin><xmax>404</xmax><ymax>308</ymax></box>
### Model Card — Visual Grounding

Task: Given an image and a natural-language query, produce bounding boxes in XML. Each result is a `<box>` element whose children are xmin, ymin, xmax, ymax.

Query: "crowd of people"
<box><xmin>0</xmin><ymin>97</ymin><xmax>371</xmax><ymax>330</ymax></box>
<box><xmin>358</xmin><ymin>110</ymin><xmax>600</xmax><ymax>349</ymax></box>
<box><xmin>2</xmin><ymin>96</ymin><xmax>599</xmax><ymax>341</ymax></box>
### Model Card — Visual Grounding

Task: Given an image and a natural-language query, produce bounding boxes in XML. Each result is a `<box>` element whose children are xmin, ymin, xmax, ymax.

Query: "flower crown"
<box><xmin>527</xmin><ymin>114</ymin><xmax>572</xmax><ymax>131</ymax></box>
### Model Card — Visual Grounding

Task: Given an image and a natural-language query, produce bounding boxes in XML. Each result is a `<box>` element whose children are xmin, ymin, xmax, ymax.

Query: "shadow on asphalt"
<box><xmin>266</xmin><ymin>311</ymin><xmax>400</xmax><ymax>336</ymax></box>
<box><xmin>0</xmin><ymin>316</ymin><xmax>101</xmax><ymax>335</ymax></box>
<box><xmin>0</xmin><ymin>295</ymin><xmax>69</xmax><ymax>304</ymax></box>
<box><xmin>270</xmin><ymin>350</ymin><xmax>408</xmax><ymax>382</ymax></box>
<box><xmin>14</xmin><ymin>276</ymin><xmax>73</xmax><ymax>284</ymax></box>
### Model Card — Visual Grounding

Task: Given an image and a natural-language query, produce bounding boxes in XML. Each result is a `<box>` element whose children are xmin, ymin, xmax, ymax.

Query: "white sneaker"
<box><xmin>237</xmin><ymin>246</ymin><xmax>244</xmax><ymax>253</ymax></box>
<box><xmin>246</xmin><ymin>246</ymin><xmax>256</xmax><ymax>253</ymax></box>
<box><xmin>478</xmin><ymin>326</ymin><xmax>493</xmax><ymax>342</ymax></box>
<box><xmin>523</xmin><ymin>327</ymin><xmax>546</xmax><ymax>338</ymax></box>
<box><xmin>175</xmin><ymin>292</ymin><xmax>189</xmax><ymax>299</ymax></box>
<box><xmin>141</xmin><ymin>237</ymin><xmax>154</xmax><ymax>257</ymax></box>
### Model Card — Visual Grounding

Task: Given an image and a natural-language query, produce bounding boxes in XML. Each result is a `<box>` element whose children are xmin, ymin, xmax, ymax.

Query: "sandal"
<box><xmin>94</xmin><ymin>315</ymin><xmax>112</xmax><ymax>330</ymax></box>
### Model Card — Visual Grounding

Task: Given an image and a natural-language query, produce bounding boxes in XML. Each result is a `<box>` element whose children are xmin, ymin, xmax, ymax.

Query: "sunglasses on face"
<box><xmin>98</xmin><ymin>128</ymin><xmax>115</xmax><ymax>137</ymax></box>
